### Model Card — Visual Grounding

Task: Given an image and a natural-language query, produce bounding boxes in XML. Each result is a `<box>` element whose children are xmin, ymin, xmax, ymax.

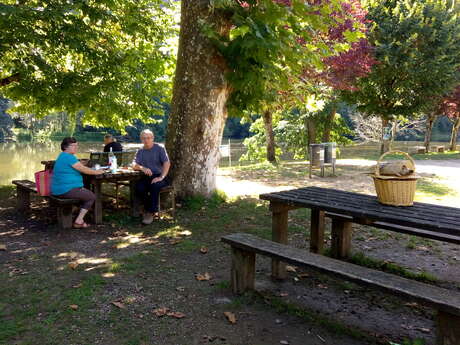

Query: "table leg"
<box><xmin>129</xmin><ymin>180</ymin><xmax>141</xmax><ymax>217</ymax></box>
<box><xmin>93</xmin><ymin>180</ymin><xmax>103</xmax><ymax>224</ymax></box>
<box><xmin>331</xmin><ymin>218</ymin><xmax>353</xmax><ymax>259</ymax></box>
<box><xmin>310</xmin><ymin>209</ymin><xmax>325</xmax><ymax>254</ymax></box>
<box><xmin>271</xmin><ymin>202</ymin><xmax>289</xmax><ymax>280</ymax></box>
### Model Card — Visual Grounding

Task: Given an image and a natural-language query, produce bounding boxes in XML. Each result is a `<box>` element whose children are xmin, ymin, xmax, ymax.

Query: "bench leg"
<box><xmin>57</xmin><ymin>205</ymin><xmax>73</xmax><ymax>230</ymax></box>
<box><xmin>93</xmin><ymin>180</ymin><xmax>103</xmax><ymax>224</ymax></box>
<box><xmin>331</xmin><ymin>218</ymin><xmax>353</xmax><ymax>259</ymax></box>
<box><xmin>437</xmin><ymin>311</ymin><xmax>460</xmax><ymax>345</ymax></box>
<box><xmin>310</xmin><ymin>209</ymin><xmax>325</xmax><ymax>254</ymax></box>
<box><xmin>16</xmin><ymin>187</ymin><xmax>30</xmax><ymax>211</ymax></box>
<box><xmin>231</xmin><ymin>247</ymin><xmax>255</xmax><ymax>294</ymax></box>
<box><xmin>271</xmin><ymin>202</ymin><xmax>289</xmax><ymax>280</ymax></box>
<box><xmin>130</xmin><ymin>180</ymin><xmax>142</xmax><ymax>217</ymax></box>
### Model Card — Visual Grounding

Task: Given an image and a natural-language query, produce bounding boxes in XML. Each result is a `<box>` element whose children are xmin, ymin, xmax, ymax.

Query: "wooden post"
<box><xmin>231</xmin><ymin>247</ymin><xmax>255</xmax><ymax>294</ymax></box>
<box><xmin>270</xmin><ymin>202</ymin><xmax>289</xmax><ymax>280</ymax></box>
<box><xmin>57</xmin><ymin>204</ymin><xmax>73</xmax><ymax>230</ymax></box>
<box><xmin>129</xmin><ymin>180</ymin><xmax>141</xmax><ymax>217</ymax></box>
<box><xmin>93</xmin><ymin>180</ymin><xmax>103</xmax><ymax>224</ymax></box>
<box><xmin>331</xmin><ymin>218</ymin><xmax>353</xmax><ymax>259</ymax></box>
<box><xmin>436</xmin><ymin>311</ymin><xmax>460</xmax><ymax>345</ymax></box>
<box><xmin>16</xmin><ymin>186</ymin><xmax>30</xmax><ymax>211</ymax></box>
<box><xmin>310</xmin><ymin>209</ymin><xmax>325</xmax><ymax>254</ymax></box>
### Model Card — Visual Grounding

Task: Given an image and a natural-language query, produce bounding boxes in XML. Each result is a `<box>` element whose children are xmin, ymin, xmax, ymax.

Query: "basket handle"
<box><xmin>374</xmin><ymin>150</ymin><xmax>416</xmax><ymax>177</ymax></box>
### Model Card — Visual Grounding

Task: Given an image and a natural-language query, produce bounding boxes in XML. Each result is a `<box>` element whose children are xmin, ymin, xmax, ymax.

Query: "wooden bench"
<box><xmin>324</xmin><ymin>212</ymin><xmax>460</xmax><ymax>259</ymax></box>
<box><xmin>431</xmin><ymin>145</ymin><xmax>445</xmax><ymax>153</ymax></box>
<box><xmin>410</xmin><ymin>146</ymin><xmax>426</xmax><ymax>154</ymax></box>
<box><xmin>12</xmin><ymin>180</ymin><xmax>80</xmax><ymax>230</ymax></box>
<box><xmin>221</xmin><ymin>233</ymin><xmax>460</xmax><ymax>345</ymax></box>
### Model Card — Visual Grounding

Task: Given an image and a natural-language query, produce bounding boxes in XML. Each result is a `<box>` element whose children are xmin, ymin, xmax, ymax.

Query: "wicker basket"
<box><xmin>371</xmin><ymin>150</ymin><xmax>418</xmax><ymax>206</ymax></box>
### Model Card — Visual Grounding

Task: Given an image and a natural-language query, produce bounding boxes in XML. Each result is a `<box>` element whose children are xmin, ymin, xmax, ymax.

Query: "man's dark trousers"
<box><xmin>135</xmin><ymin>174</ymin><xmax>169</xmax><ymax>213</ymax></box>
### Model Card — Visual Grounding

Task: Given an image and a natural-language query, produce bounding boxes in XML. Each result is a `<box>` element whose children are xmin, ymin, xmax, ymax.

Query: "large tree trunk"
<box><xmin>262</xmin><ymin>110</ymin><xmax>276</xmax><ymax>163</ymax></box>
<box><xmin>165</xmin><ymin>0</ymin><xmax>232</xmax><ymax>198</ymax></box>
<box><xmin>424</xmin><ymin>112</ymin><xmax>437</xmax><ymax>153</ymax></box>
<box><xmin>449</xmin><ymin>117</ymin><xmax>460</xmax><ymax>151</ymax></box>
<box><xmin>306</xmin><ymin>117</ymin><xmax>317</xmax><ymax>147</ymax></box>
<box><xmin>380</xmin><ymin>117</ymin><xmax>390</xmax><ymax>154</ymax></box>
<box><xmin>322</xmin><ymin>107</ymin><xmax>336</xmax><ymax>143</ymax></box>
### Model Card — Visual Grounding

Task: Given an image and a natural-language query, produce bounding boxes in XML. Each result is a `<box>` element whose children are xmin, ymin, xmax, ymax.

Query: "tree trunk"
<box><xmin>306</xmin><ymin>117</ymin><xmax>317</xmax><ymax>146</ymax></box>
<box><xmin>322</xmin><ymin>107</ymin><xmax>336</xmax><ymax>143</ymax></box>
<box><xmin>262</xmin><ymin>110</ymin><xmax>276</xmax><ymax>163</ymax></box>
<box><xmin>449</xmin><ymin>117</ymin><xmax>460</xmax><ymax>151</ymax></box>
<box><xmin>165</xmin><ymin>0</ymin><xmax>232</xmax><ymax>198</ymax></box>
<box><xmin>380</xmin><ymin>117</ymin><xmax>390</xmax><ymax>154</ymax></box>
<box><xmin>424</xmin><ymin>113</ymin><xmax>436</xmax><ymax>152</ymax></box>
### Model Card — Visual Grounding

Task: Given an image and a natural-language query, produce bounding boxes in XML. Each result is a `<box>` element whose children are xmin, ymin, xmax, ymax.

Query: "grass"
<box><xmin>416</xmin><ymin>178</ymin><xmax>456</xmax><ymax>197</ymax></box>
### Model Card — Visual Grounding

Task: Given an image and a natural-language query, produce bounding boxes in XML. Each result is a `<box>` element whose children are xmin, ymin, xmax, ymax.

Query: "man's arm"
<box><xmin>151</xmin><ymin>161</ymin><xmax>170</xmax><ymax>184</ymax></box>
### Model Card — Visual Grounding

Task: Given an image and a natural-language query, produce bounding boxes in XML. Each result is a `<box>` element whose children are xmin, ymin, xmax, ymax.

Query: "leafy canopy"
<box><xmin>343</xmin><ymin>0</ymin><xmax>460</xmax><ymax>119</ymax></box>
<box><xmin>0</xmin><ymin>0</ymin><xmax>177</xmax><ymax>128</ymax></box>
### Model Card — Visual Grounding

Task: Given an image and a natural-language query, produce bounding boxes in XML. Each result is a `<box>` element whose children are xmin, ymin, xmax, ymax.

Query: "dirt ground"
<box><xmin>1</xmin><ymin>159</ymin><xmax>459</xmax><ymax>345</ymax></box>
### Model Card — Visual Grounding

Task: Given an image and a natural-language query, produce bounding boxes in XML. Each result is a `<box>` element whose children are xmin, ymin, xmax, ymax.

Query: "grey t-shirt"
<box><xmin>134</xmin><ymin>144</ymin><xmax>169</xmax><ymax>175</ymax></box>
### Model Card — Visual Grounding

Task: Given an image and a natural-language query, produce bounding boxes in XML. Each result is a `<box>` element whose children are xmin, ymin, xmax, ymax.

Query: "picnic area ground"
<box><xmin>1</xmin><ymin>155</ymin><xmax>459</xmax><ymax>345</ymax></box>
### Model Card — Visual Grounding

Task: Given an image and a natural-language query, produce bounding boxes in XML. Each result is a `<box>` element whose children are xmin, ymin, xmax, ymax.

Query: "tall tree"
<box><xmin>343</xmin><ymin>0</ymin><xmax>460</xmax><ymax>153</ymax></box>
<box><xmin>167</xmin><ymin>0</ymin><xmax>362</xmax><ymax>196</ymax></box>
<box><xmin>0</xmin><ymin>0</ymin><xmax>176</xmax><ymax>127</ymax></box>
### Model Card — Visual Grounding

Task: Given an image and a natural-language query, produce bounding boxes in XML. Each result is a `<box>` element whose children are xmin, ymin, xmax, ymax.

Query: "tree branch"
<box><xmin>0</xmin><ymin>73</ymin><xmax>20</xmax><ymax>87</ymax></box>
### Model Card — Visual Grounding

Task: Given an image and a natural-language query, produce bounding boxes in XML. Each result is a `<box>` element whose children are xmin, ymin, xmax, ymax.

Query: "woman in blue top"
<box><xmin>51</xmin><ymin>137</ymin><xmax>104</xmax><ymax>228</ymax></box>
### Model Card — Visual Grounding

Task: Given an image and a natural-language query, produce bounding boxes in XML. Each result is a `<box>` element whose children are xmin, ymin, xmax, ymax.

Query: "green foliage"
<box><xmin>183</xmin><ymin>189</ymin><xmax>228</xmax><ymax>210</ymax></box>
<box><xmin>206</xmin><ymin>0</ymin><xmax>358</xmax><ymax>116</ymax></box>
<box><xmin>344</xmin><ymin>0</ymin><xmax>460</xmax><ymax>119</ymax></box>
<box><xmin>0</xmin><ymin>0</ymin><xmax>178</xmax><ymax>128</ymax></box>
<box><xmin>242</xmin><ymin>101</ymin><xmax>353</xmax><ymax>162</ymax></box>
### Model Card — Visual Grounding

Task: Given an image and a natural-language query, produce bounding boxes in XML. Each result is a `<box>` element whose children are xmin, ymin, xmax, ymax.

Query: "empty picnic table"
<box><xmin>259</xmin><ymin>186</ymin><xmax>460</xmax><ymax>279</ymax></box>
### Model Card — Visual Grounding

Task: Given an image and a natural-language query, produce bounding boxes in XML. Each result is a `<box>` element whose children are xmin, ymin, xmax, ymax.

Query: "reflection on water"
<box><xmin>0</xmin><ymin>142</ymin><xmax>147</xmax><ymax>185</ymax></box>
<box><xmin>0</xmin><ymin>140</ymin><xmax>246</xmax><ymax>186</ymax></box>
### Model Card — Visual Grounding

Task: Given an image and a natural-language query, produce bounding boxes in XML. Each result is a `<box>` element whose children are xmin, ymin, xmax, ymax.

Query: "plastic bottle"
<box><xmin>109</xmin><ymin>147</ymin><xmax>117</xmax><ymax>173</ymax></box>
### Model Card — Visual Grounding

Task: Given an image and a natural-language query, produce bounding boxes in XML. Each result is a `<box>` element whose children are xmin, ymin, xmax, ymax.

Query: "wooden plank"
<box><xmin>331</xmin><ymin>218</ymin><xmax>353</xmax><ymax>259</ymax></box>
<box><xmin>231</xmin><ymin>247</ymin><xmax>256</xmax><ymax>294</ymax></box>
<box><xmin>436</xmin><ymin>311</ymin><xmax>460</xmax><ymax>345</ymax></box>
<box><xmin>130</xmin><ymin>180</ymin><xmax>142</xmax><ymax>217</ymax></box>
<box><xmin>221</xmin><ymin>233</ymin><xmax>460</xmax><ymax>316</ymax></box>
<box><xmin>271</xmin><ymin>202</ymin><xmax>288</xmax><ymax>280</ymax></box>
<box><xmin>309</xmin><ymin>209</ymin><xmax>325</xmax><ymax>254</ymax></box>
<box><xmin>56</xmin><ymin>204</ymin><xmax>73</xmax><ymax>230</ymax></box>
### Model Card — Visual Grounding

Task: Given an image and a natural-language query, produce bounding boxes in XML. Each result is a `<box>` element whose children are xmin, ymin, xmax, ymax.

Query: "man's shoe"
<box><xmin>142</xmin><ymin>212</ymin><xmax>154</xmax><ymax>225</ymax></box>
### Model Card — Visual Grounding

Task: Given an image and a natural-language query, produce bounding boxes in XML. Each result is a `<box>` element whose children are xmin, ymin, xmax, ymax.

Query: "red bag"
<box><xmin>34</xmin><ymin>170</ymin><xmax>53</xmax><ymax>196</ymax></box>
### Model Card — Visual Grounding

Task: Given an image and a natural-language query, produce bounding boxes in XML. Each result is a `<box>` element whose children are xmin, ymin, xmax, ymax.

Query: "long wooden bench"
<box><xmin>12</xmin><ymin>180</ymin><xmax>80</xmax><ymax>229</ymax></box>
<box><xmin>221</xmin><ymin>233</ymin><xmax>460</xmax><ymax>345</ymax></box>
<box><xmin>324</xmin><ymin>212</ymin><xmax>460</xmax><ymax>259</ymax></box>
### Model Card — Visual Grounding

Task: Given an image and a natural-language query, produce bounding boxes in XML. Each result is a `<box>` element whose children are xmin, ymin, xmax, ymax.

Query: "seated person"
<box><xmin>103</xmin><ymin>134</ymin><xmax>123</xmax><ymax>152</ymax></box>
<box><xmin>51</xmin><ymin>137</ymin><xmax>104</xmax><ymax>228</ymax></box>
<box><xmin>132</xmin><ymin>129</ymin><xmax>170</xmax><ymax>225</ymax></box>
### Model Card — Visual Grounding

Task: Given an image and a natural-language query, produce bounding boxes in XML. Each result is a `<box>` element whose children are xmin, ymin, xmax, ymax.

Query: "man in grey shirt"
<box><xmin>133</xmin><ymin>129</ymin><xmax>171</xmax><ymax>224</ymax></box>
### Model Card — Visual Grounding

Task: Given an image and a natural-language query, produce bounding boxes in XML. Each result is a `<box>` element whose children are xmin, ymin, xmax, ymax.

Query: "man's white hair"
<box><xmin>140</xmin><ymin>129</ymin><xmax>154</xmax><ymax>138</ymax></box>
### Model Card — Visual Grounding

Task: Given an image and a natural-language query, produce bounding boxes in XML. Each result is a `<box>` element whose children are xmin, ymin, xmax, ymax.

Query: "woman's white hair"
<box><xmin>140</xmin><ymin>129</ymin><xmax>154</xmax><ymax>138</ymax></box>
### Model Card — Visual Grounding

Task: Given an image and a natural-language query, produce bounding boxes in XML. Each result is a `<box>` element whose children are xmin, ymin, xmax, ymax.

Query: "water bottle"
<box><xmin>109</xmin><ymin>147</ymin><xmax>117</xmax><ymax>173</ymax></box>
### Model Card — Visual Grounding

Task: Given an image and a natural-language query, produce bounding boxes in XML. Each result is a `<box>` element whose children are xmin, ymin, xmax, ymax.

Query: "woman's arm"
<box><xmin>72</xmin><ymin>162</ymin><xmax>104</xmax><ymax>175</ymax></box>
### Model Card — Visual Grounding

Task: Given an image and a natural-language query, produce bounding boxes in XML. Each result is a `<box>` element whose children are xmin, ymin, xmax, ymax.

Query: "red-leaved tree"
<box><xmin>437</xmin><ymin>85</ymin><xmax>460</xmax><ymax>151</ymax></box>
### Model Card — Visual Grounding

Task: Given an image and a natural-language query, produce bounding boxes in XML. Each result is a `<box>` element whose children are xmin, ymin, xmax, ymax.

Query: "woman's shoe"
<box><xmin>142</xmin><ymin>213</ymin><xmax>154</xmax><ymax>225</ymax></box>
<box><xmin>73</xmin><ymin>222</ymin><xmax>90</xmax><ymax>229</ymax></box>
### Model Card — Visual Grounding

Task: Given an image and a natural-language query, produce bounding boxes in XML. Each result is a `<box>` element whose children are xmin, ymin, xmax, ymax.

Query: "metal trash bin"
<box><xmin>323</xmin><ymin>142</ymin><xmax>336</xmax><ymax>164</ymax></box>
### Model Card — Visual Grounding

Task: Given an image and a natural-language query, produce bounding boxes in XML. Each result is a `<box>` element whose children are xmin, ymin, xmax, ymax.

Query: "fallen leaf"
<box><xmin>317</xmin><ymin>284</ymin><xmax>328</xmax><ymax>289</ymax></box>
<box><xmin>69</xmin><ymin>304</ymin><xmax>79</xmax><ymax>310</ymax></box>
<box><xmin>176</xmin><ymin>286</ymin><xmax>185</xmax><ymax>292</ymax></box>
<box><xmin>178</xmin><ymin>230</ymin><xmax>192</xmax><ymax>236</ymax></box>
<box><xmin>153</xmin><ymin>307</ymin><xmax>169</xmax><ymax>317</ymax></box>
<box><xmin>0</xmin><ymin>244</ymin><xmax>7</xmax><ymax>251</ymax></box>
<box><xmin>278</xmin><ymin>292</ymin><xmax>289</xmax><ymax>297</ymax></box>
<box><xmin>196</xmin><ymin>272</ymin><xmax>211</xmax><ymax>281</ymax></box>
<box><xmin>224</xmin><ymin>311</ymin><xmax>237</xmax><ymax>324</ymax></box>
<box><xmin>72</xmin><ymin>283</ymin><xmax>82</xmax><ymax>289</ymax></box>
<box><xmin>167</xmin><ymin>311</ymin><xmax>186</xmax><ymax>319</ymax></box>
<box><xmin>68</xmin><ymin>262</ymin><xmax>79</xmax><ymax>270</ymax></box>
<box><xmin>280</xmin><ymin>341</ymin><xmax>289</xmax><ymax>345</ymax></box>
<box><xmin>298</xmin><ymin>272</ymin><xmax>310</xmax><ymax>278</ymax></box>
<box><xmin>169</xmin><ymin>239</ymin><xmax>181</xmax><ymax>245</ymax></box>
<box><xmin>404</xmin><ymin>302</ymin><xmax>419</xmax><ymax>308</ymax></box>
<box><xmin>286</xmin><ymin>265</ymin><xmax>297</xmax><ymax>273</ymax></box>
<box><xmin>111</xmin><ymin>301</ymin><xmax>126</xmax><ymax>309</ymax></box>
<box><xmin>415</xmin><ymin>327</ymin><xmax>431</xmax><ymax>334</ymax></box>
<box><xmin>200</xmin><ymin>247</ymin><xmax>208</xmax><ymax>254</ymax></box>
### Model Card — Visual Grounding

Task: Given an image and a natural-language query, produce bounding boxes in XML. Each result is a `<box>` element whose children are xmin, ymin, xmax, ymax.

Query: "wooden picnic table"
<box><xmin>259</xmin><ymin>186</ymin><xmax>460</xmax><ymax>279</ymax></box>
<box><xmin>41</xmin><ymin>160</ymin><xmax>143</xmax><ymax>224</ymax></box>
